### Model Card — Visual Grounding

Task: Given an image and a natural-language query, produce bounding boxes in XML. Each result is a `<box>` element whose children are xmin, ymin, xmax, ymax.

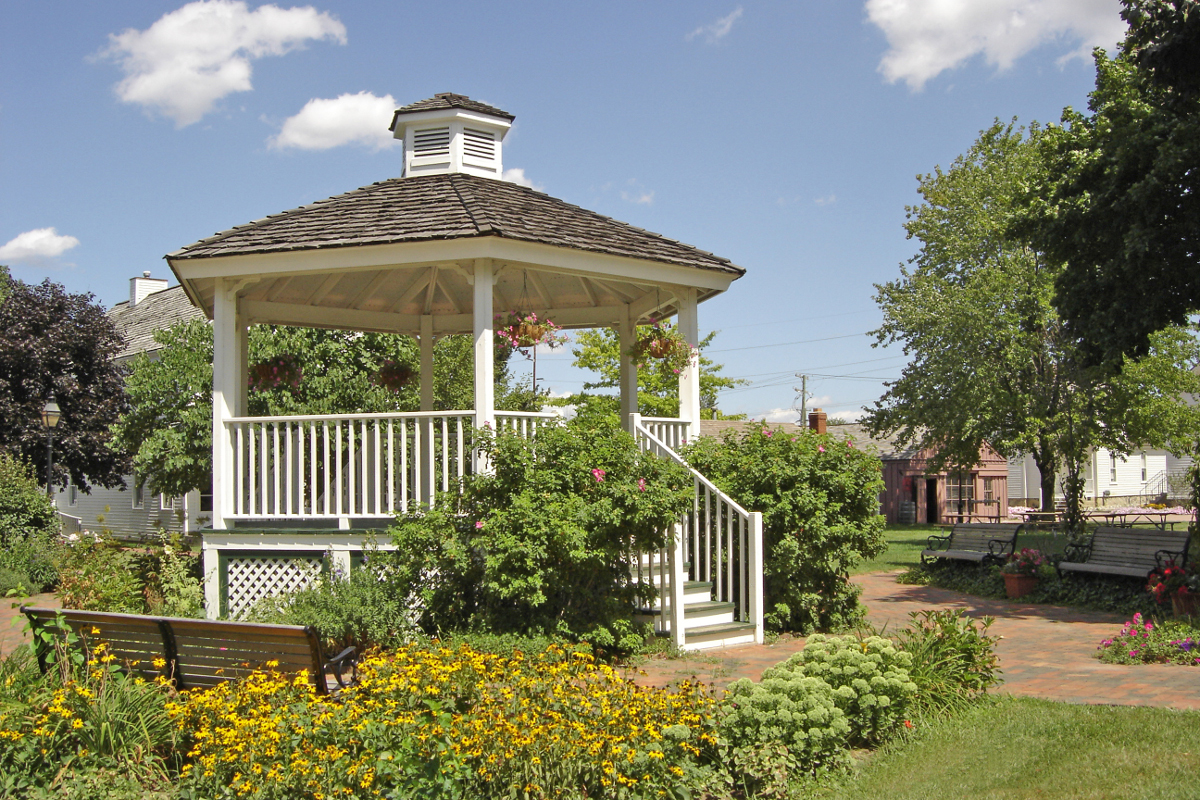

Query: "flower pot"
<box><xmin>1172</xmin><ymin>592</ymin><xmax>1200</xmax><ymax>618</ymax></box>
<box><xmin>648</xmin><ymin>338</ymin><xmax>673</xmax><ymax>359</ymax></box>
<box><xmin>516</xmin><ymin>322</ymin><xmax>546</xmax><ymax>347</ymax></box>
<box><xmin>1003</xmin><ymin>573</ymin><xmax>1038</xmax><ymax>599</ymax></box>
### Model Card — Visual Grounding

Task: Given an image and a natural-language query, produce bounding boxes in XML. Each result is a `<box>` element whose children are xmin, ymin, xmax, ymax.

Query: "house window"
<box><xmin>947</xmin><ymin>473</ymin><xmax>974</xmax><ymax>514</ymax></box>
<box><xmin>1110</xmin><ymin>455</ymin><xmax>1118</xmax><ymax>484</ymax></box>
<box><xmin>982</xmin><ymin>477</ymin><xmax>995</xmax><ymax>503</ymax></box>
<box><xmin>160</xmin><ymin>494</ymin><xmax>175</xmax><ymax>511</ymax></box>
<box><xmin>199</xmin><ymin>483</ymin><xmax>213</xmax><ymax>513</ymax></box>
<box><xmin>1141</xmin><ymin>453</ymin><xmax>1147</xmax><ymax>482</ymax></box>
<box><xmin>133</xmin><ymin>474</ymin><xmax>145</xmax><ymax>509</ymax></box>
<box><xmin>67</xmin><ymin>479</ymin><xmax>77</xmax><ymax>507</ymax></box>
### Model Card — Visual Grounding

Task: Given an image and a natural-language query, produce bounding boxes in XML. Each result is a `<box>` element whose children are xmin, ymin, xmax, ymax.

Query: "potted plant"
<box><xmin>628</xmin><ymin>319</ymin><xmax>696</xmax><ymax>375</ymax></box>
<box><xmin>375</xmin><ymin>359</ymin><xmax>415</xmax><ymax>392</ymax></box>
<box><xmin>1000</xmin><ymin>548</ymin><xmax>1046</xmax><ymax>598</ymax></box>
<box><xmin>494</xmin><ymin>311</ymin><xmax>566</xmax><ymax>351</ymax></box>
<box><xmin>1147</xmin><ymin>561</ymin><xmax>1200</xmax><ymax>618</ymax></box>
<box><xmin>249</xmin><ymin>354</ymin><xmax>302</xmax><ymax>392</ymax></box>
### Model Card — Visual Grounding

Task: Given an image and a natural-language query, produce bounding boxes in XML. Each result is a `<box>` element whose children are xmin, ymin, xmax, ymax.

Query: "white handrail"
<box><xmin>631</xmin><ymin>413</ymin><xmax>764</xmax><ymax>645</ymax></box>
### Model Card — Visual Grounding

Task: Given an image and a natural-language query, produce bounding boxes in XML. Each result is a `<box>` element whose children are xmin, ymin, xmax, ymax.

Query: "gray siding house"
<box><xmin>54</xmin><ymin>273</ymin><xmax>209</xmax><ymax>538</ymax></box>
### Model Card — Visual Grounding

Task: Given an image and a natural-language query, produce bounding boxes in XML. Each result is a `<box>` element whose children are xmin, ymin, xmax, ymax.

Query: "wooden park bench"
<box><xmin>921</xmin><ymin>523</ymin><xmax>1024</xmax><ymax>566</ymax></box>
<box><xmin>1057</xmin><ymin>526</ymin><xmax>1191</xmax><ymax>579</ymax></box>
<box><xmin>20</xmin><ymin>606</ymin><xmax>357</xmax><ymax>694</ymax></box>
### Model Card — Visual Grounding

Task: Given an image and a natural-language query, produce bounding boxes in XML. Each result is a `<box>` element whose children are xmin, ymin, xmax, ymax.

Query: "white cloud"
<box><xmin>761</xmin><ymin>407</ymin><xmax>801</xmax><ymax>423</ymax></box>
<box><xmin>502</xmin><ymin>168</ymin><xmax>545</xmax><ymax>192</ymax></box>
<box><xmin>829</xmin><ymin>409</ymin><xmax>866</xmax><ymax>423</ymax></box>
<box><xmin>687</xmin><ymin>7</ymin><xmax>744</xmax><ymax>44</ymax></box>
<box><xmin>619</xmin><ymin>179</ymin><xmax>655</xmax><ymax>205</ymax></box>
<box><xmin>814</xmin><ymin>194</ymin><xmax>837</xmax><ymax>206</ymax></box>
<box><xmin>101</xmin><ymin>0</ymin><xmax>347</xmax><ymax>127</ymax></box>
<box><xmin>866</xmin><ymin>0</ymin><xmax>1126</xmax><ymax>90</ymax></box>
<box><xmin>270</xmin><ymin>91</ymin><xmax>397</xmax><ymax>150</ymax></box>
<box><xmin>0</xmin><ymin>228</ymin><xmax>80</xmax><ymax>264</ymax></box>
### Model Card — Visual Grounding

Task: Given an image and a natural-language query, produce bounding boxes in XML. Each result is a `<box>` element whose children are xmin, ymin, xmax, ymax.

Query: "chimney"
<box><xmin>808</xmin><ymin>408</ymin><xmax>827</xmax><ymax>435</ymax></box>
<box><xmin>130</xmin><ymin>271</ymin><xmax>168</xmax><ymax>307</ymax></box>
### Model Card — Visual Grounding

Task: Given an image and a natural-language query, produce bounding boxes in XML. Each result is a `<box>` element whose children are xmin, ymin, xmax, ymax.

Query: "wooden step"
<box><xmin>683</xmin><ymin>621</ymin><xmax>758</xmax><ymax>651</ymax></box>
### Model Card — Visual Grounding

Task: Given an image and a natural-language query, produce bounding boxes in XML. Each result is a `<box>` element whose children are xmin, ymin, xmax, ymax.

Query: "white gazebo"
<box><xmin>168</xmin><ymin>93</ymin><xmax>762</xmax><ymax>649</ymax></box>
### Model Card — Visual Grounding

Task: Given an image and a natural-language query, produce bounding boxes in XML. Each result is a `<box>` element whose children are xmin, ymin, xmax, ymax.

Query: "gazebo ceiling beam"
<box><xmin>592</xmin><ymin>278</ymin><xmax>639</xmax><ymax>303</ymax></box>
<box><xmin>389</xmin><ymin>271</ymin><xmax>431</xmax><ymax>313</ymax></box>
<box><xmin>527</xmin><ymin>269</ymin><xmax>553</xmax><ymax>308</ymax></box>
<box><xmin>264</xmin><ymin>276</ymin><xmax>293</xmax><ymax>302</ymax></box>
<box><xmin>628</xmin><ymin>286</ymin><xmax>680</xmax><ymax>322</ymax></box>
<box><xmin>437</xmin><ymin>273</ymin><xmax>463</xmax><ymax>314</ymax></box>
<box><xmin>579</xmin><ymin>277</ymin><xmax>600</xmax><ymax>307</ymax></box>
<box><xmin>307</xmin><ymin>273</ymin><xmax>343</xmax><ymax>306</ymax></box>
<box><xmin>423</xmin><ymin>266</ymin><xmax>439</xmax><ymax>314</ymax></box>
<box><xmin>348</xmin><ymin>271</ymin><xmax>392</xmax><ymax>310</ymax></box>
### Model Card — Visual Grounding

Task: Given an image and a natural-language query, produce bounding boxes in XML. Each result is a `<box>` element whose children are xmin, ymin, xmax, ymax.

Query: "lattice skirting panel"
<box><xmin>220</xmin><ymin>551</ymin><xmax>325</xmax><ymax>619</ymax></box>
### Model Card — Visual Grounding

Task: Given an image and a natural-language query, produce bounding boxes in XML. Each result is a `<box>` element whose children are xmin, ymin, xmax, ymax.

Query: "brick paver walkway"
<box><xmin>0</xmin><ymin>593</ymin><xmax>59</xmax><ymax>659</ymax></box>
<box><xmin>629</xmin><ymin>571</ymin><xmax>1200</xmax><ymax>710</ymax></box>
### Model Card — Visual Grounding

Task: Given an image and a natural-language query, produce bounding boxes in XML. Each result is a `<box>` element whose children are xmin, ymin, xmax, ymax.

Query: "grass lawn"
<box><xmin>818</xmin><ymin>697</ymin><xmax>1200</xmax><ymax>800</ymax></box>
<box><xmin>851</xmin><ymin>524</ymin><xmax>1082</xmax><ymax>576</ymax></box>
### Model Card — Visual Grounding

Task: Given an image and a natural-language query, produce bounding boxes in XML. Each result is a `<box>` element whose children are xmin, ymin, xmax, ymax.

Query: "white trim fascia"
<box><xmin>168</xmin><ymin>237</ymin><xmax>739</xmax><ymax>294</ymax></box>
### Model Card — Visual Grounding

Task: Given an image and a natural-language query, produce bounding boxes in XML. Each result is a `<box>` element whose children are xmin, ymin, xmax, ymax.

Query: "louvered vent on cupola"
<box><xmin>413</xmin><ymin>127</ymin><xmax>451</xmax><ymax>157</ymax></box>
<box><xmin>390</xmin><ymin>93</ymin><xmax>512</xmax><ymax>179</ymax></box>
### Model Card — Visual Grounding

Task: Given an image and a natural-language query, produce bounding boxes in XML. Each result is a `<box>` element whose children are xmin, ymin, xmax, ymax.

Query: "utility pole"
<box><xmin>794</xmin><ymin>374</ymin><xmax>808</xmax><ymax>422</ymax></box>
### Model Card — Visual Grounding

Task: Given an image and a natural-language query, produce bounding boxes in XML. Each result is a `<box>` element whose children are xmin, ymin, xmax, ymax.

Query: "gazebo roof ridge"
<box><xmin>389</xmin><ymin>92</ymin><xmax>516</xmax><ymax>126</ymax></box>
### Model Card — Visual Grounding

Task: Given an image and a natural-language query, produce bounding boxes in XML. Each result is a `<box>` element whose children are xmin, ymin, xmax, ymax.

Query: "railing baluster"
<box><xmin>272</xmin><ymin>423</ymin><xmax>281</xmax><ymax>516</ymax></box>
<box><xmin>387</xmin><ymin>419</ymin><xmax>395</xmax><ymax>514</ymax></box>
<box><xmin>413</xmin><ymin>419</ymin><xmax>422</xmax><ymax>507</ymax></box>
<box><xmin>235</xmin><ymin>424</ymin><xmax>244</xmax><ymax>516</ymax></box>
<box><xmin>441</xmin><ymin>416</ymin><xmax>449</xmax><ymax>493</ymax></box>
<box><xmin>400</xmin><ymin>419</ymin><xmax>409</xmax><ymax>513</ymax></box>
<box><xmin>335</xmin><ymin>421</ymin><xmax>344</xmax><ymax>517</ymax></box>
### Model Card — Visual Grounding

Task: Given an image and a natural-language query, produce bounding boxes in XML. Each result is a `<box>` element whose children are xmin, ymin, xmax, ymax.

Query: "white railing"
<box><xmin>631</xmin><ymin>414</ymin><xmax>764</xmax><ymax>646</ymax></box>
<box><xmin>641</xmin><ymin>416</ymin><xmax>691</xmax><ymax>451</ymax></box>
<box><xmin>495</xmin><ymin>410</ymin><xmax>559</xmax><ymax>438</ymax></box>
<box><xmin>224</xmin><ymin>410</ymin><xmax>555</xmax><ymax>521</ymax></box>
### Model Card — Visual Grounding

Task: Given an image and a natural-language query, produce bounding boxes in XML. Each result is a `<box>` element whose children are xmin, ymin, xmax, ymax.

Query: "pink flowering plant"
<box><xmin>628</xmin><ymin>319</ymin><xmax>696</xmax><ymax>375</ymax></box>
<box><xmin>248</xmin><ymin>353</ymin><xmax>302</xmax><ymax>392</ymax></box>
<box><xmin>1146</xmin><ymin>561</ymin><xmax>1199</xmax><ymax>605</ymax></box>
<box><xmin>494</xmin><ymin>310</ymin><xmax>567</xmax><ymax>352</ymax></box>
<box><xmin>374</xmin><ymin>358</ymin><xmax>415</xmax><ymax>392</ymax></box>
<box><xmin>1000</xmin><ymin>548</ymin><xmax>1048</xmax><ymax>576</ymax></box>
<box><xmin>1096</xmin><ymin>612</ymin><xmax>1200</xmax><ymax>665</ymax></box>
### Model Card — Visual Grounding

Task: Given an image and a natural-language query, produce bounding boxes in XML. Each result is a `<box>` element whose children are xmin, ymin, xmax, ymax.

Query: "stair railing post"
<box><xmin>669</xmin><ymin>520</ymin><xmax>686</xmax><ymax>649</ymax></box>
<box><xmin>749</xmin><ymin>511</ymin><xmax>764</xmax><ymax>644</ymax></box>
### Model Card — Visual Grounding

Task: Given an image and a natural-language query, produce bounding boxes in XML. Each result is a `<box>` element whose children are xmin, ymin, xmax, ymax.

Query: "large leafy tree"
<box><xmin>868</xmin><ymin>121</ymin><xmax>1200</xmax><ymax>521</ymax></box>
<box><xmin>113</xmin><ymin>321</ymin><xmax>536</xmax><ymax>497</ymax></box>
<box><xmin>0</xmin><ymin>270</ymin><xmax>129</xmax><ymax>490</ymax></box>
<box><xmin>561</xmin><ymin>324</ymin><xmax>745</xmax><ymax>419</ymax></box>
<box><xmin>1029</xmin><ymin>0</ymin><xmax>1200</xmax><ymax>366</ymax></box>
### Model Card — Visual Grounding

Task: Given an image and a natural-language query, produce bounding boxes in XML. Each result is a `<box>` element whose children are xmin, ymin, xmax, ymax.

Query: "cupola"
<box><xmin>389</xmin><ymin>92</ymin><xmax>514</xmax><ymax>179</ymax></box>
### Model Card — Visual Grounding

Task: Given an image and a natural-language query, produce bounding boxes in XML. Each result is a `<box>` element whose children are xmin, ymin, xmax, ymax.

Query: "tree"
<box><xmin>1028</xmin><ymin>1</ymin><xmax>1200</xmax><ymax>366</ymax></box>
<box><xmin>0</xmin><ymin>271</ymin><xmax>129</xmax><ymax>490</ymax></box>
<box><xmin>561</xmin><ymin>324</ymin><xmax>745</xmax><ymax>419</ymax></box>
<box><xmin>868</xmin><ymin>121</ymin><xmax>1199</xmax><ymax>520</ymax></box>
<box><xmin>113</xmin><ymin>321</ymin><xmax>537</xmax><ymax>496</ymax></box>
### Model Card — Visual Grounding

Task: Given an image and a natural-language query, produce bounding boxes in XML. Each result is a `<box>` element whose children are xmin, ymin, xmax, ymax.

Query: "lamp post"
<box><xmin>41</xmin><ymin>393</ymin><xmax>61</xmax><ymax>498</ymax></box>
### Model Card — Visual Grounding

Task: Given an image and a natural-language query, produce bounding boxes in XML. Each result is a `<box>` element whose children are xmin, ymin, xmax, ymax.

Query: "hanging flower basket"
<box><xmin>249</xmin><ymin>354</ymin><xmax>302</xmax><ymax>392</ymax></box>
<box><xmin>628</xmin><ymin>320</ymin><xmax>696</xmax><ymax>375</ymax></box>
<box><xmin>495</xmin><ymin>311</ymin><xmax>567</xmax><ymax>350</ymax></box>
<box><xmin>375</xmin><ymin>360</ymin><xmax>415</xmax><ymax>392</ymax></box>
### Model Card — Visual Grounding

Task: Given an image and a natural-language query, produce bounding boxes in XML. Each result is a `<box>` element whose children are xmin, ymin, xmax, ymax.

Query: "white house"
<box><xmin>1007</xmin><ymin>447</ymin><xmax>1187</xmax><ymax>507</ymax></box>
<box><xmin>165</xmin><ymin>93</ymin><xmax>764</xmax><ymax>650</ymax></box>
<box><xmin>52</xmin><ymin>273</ymin><xmax>210</xmax><ymax>537</ymax></box>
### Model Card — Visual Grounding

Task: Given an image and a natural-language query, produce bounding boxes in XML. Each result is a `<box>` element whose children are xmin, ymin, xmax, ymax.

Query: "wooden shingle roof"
<box><xmin>388</xmin><ymin>92</ymin><xmax>515</xmax><ymax>127</ymax></box>
<box><xmin>169</xmin><ymin>173</ymin><xmax>743</xmax><ymax>276</ymax></box>
<box><xmin>107</xmin><ymin>285</ymin><xmax>206</xmax><ymax>362</ymax></box>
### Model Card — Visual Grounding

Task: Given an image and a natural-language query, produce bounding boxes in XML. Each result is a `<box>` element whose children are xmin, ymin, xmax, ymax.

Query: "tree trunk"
<box><xmin>1033</xmin><ymin>450</ymin><xmax>1057</xmax><ymax>513</ymax></box>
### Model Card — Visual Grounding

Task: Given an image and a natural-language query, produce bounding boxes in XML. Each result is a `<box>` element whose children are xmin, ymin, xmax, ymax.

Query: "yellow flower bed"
<box><xmin>168</xmin><ymin>643</ymin><xmax>719</xmax><ymax>799</ymax></box>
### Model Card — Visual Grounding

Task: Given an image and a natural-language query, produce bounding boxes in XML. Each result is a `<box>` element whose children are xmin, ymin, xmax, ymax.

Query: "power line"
<box><xmin>707</xmin><ymin>331</ymin><xmax>868</xmax><ymax>354</ymax></box>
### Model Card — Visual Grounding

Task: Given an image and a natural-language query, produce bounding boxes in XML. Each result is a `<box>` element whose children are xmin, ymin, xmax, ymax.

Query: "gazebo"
<box><xmin>168</xmin><ymin>93</ymin><xmax>762</xmax><ymax>649</ymax></box>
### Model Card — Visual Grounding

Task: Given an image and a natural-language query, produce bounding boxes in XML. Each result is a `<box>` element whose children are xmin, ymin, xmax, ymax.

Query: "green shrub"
<box><xmin>0</xmin><ymin>567</ymin><xmax>32</xmax><ymax>598</ymax></box>
<box><xmin>684</xmin><ymin>422</ymin><xmax>886</xmax><ymax>633</ymax></box>
<box><xmin>763</xmin><ymin>634</ymin><xmax>917</xmax><ymax>745</ymax></box>
<box><xmin>720</xmin><ymin>673</ymin><xmax>853</xmax><ymax>775</ymax></box>
<box><xmin>0</xmin><ymin>537</ymin><xmax>58</xmax><ymax>592</ymax></box>
<box><xmin>0</xmin><ymin>453</ymin><xmax>57</xmax><ymax>546</ymax></box>
<box><xmin>54</xmin><ymin>537</ymin><xmax>145</xmax><ymax>613</ymax></box>
<box><xmin>1096</xmin><ymin>613</ymin><xmax>1200</xmax><ymax>665</ymax></box>
<box><xmin>136</xmin><ymin>538</ymin><xmax>204</xmax><ymax>618</ymax></box>
<box><xmin>386</xmin><ymin>419</ymin><xmax>694</xmax><ymax>653</ymax></box>
<box><xmin>894</xmin><ymin>609</ymin><xmax>1002</xmax><ymax>720</ymax></box>
<box><xmin>247</xmin><ymin>560</ymin><xmax>418</xmax><ymax>652</ymax></box>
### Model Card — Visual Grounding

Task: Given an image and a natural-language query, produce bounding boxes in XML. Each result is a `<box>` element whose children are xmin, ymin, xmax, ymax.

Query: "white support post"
<box><xmin>211</xmin><ymin>281</ymin><xmax>246</xmax><ymax>531</ymax></box>
<box><xmin>618</xmin><ymin>304</ymin><xmax>639</xmax><ymax>434</ymax></box>
<box><xmin>668</xmin><ymin>521</ymin><xmax>686</xmax><ymax>649</ymax></box>
<box><xmin>202</xmin><ymin>542</ymin><xmax>220</xmax><ymax>620</ymax></box>
<box><xmin>677</xmin><ymin>288</ymin><xmax>701</xmax><ymax>442</ymax></box>
<box><xmin>473</xmin><ymin>259</ymin><xmax>495</xmax><ymax>470</ymax></box>
<box><xmin>749</xmin><ymin>511</ymin><xmax>764</xmax><ymax>644</ymax></box>
<box><xmin>419</xmin><ymin>315</ymin><xmax>435</xmax><ymax>507</ymax></box>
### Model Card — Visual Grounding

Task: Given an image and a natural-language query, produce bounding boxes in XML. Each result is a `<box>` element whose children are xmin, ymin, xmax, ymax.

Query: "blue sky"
<box><xmin>1</xmin><ymin>1</ymin><xmax>1127</xmax><ymax>421</ymax></box>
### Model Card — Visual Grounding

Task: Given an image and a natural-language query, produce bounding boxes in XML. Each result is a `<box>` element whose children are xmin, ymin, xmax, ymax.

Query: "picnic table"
<box><xmin>1082</xmin><ymin>510</ymin><xmax>1187</xmax><ymax>530</ymax></box>
<box><xmin>1021</xmin><ymin>511</ymin><xmax>1061</xmax><ymax>531</ymax></box>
